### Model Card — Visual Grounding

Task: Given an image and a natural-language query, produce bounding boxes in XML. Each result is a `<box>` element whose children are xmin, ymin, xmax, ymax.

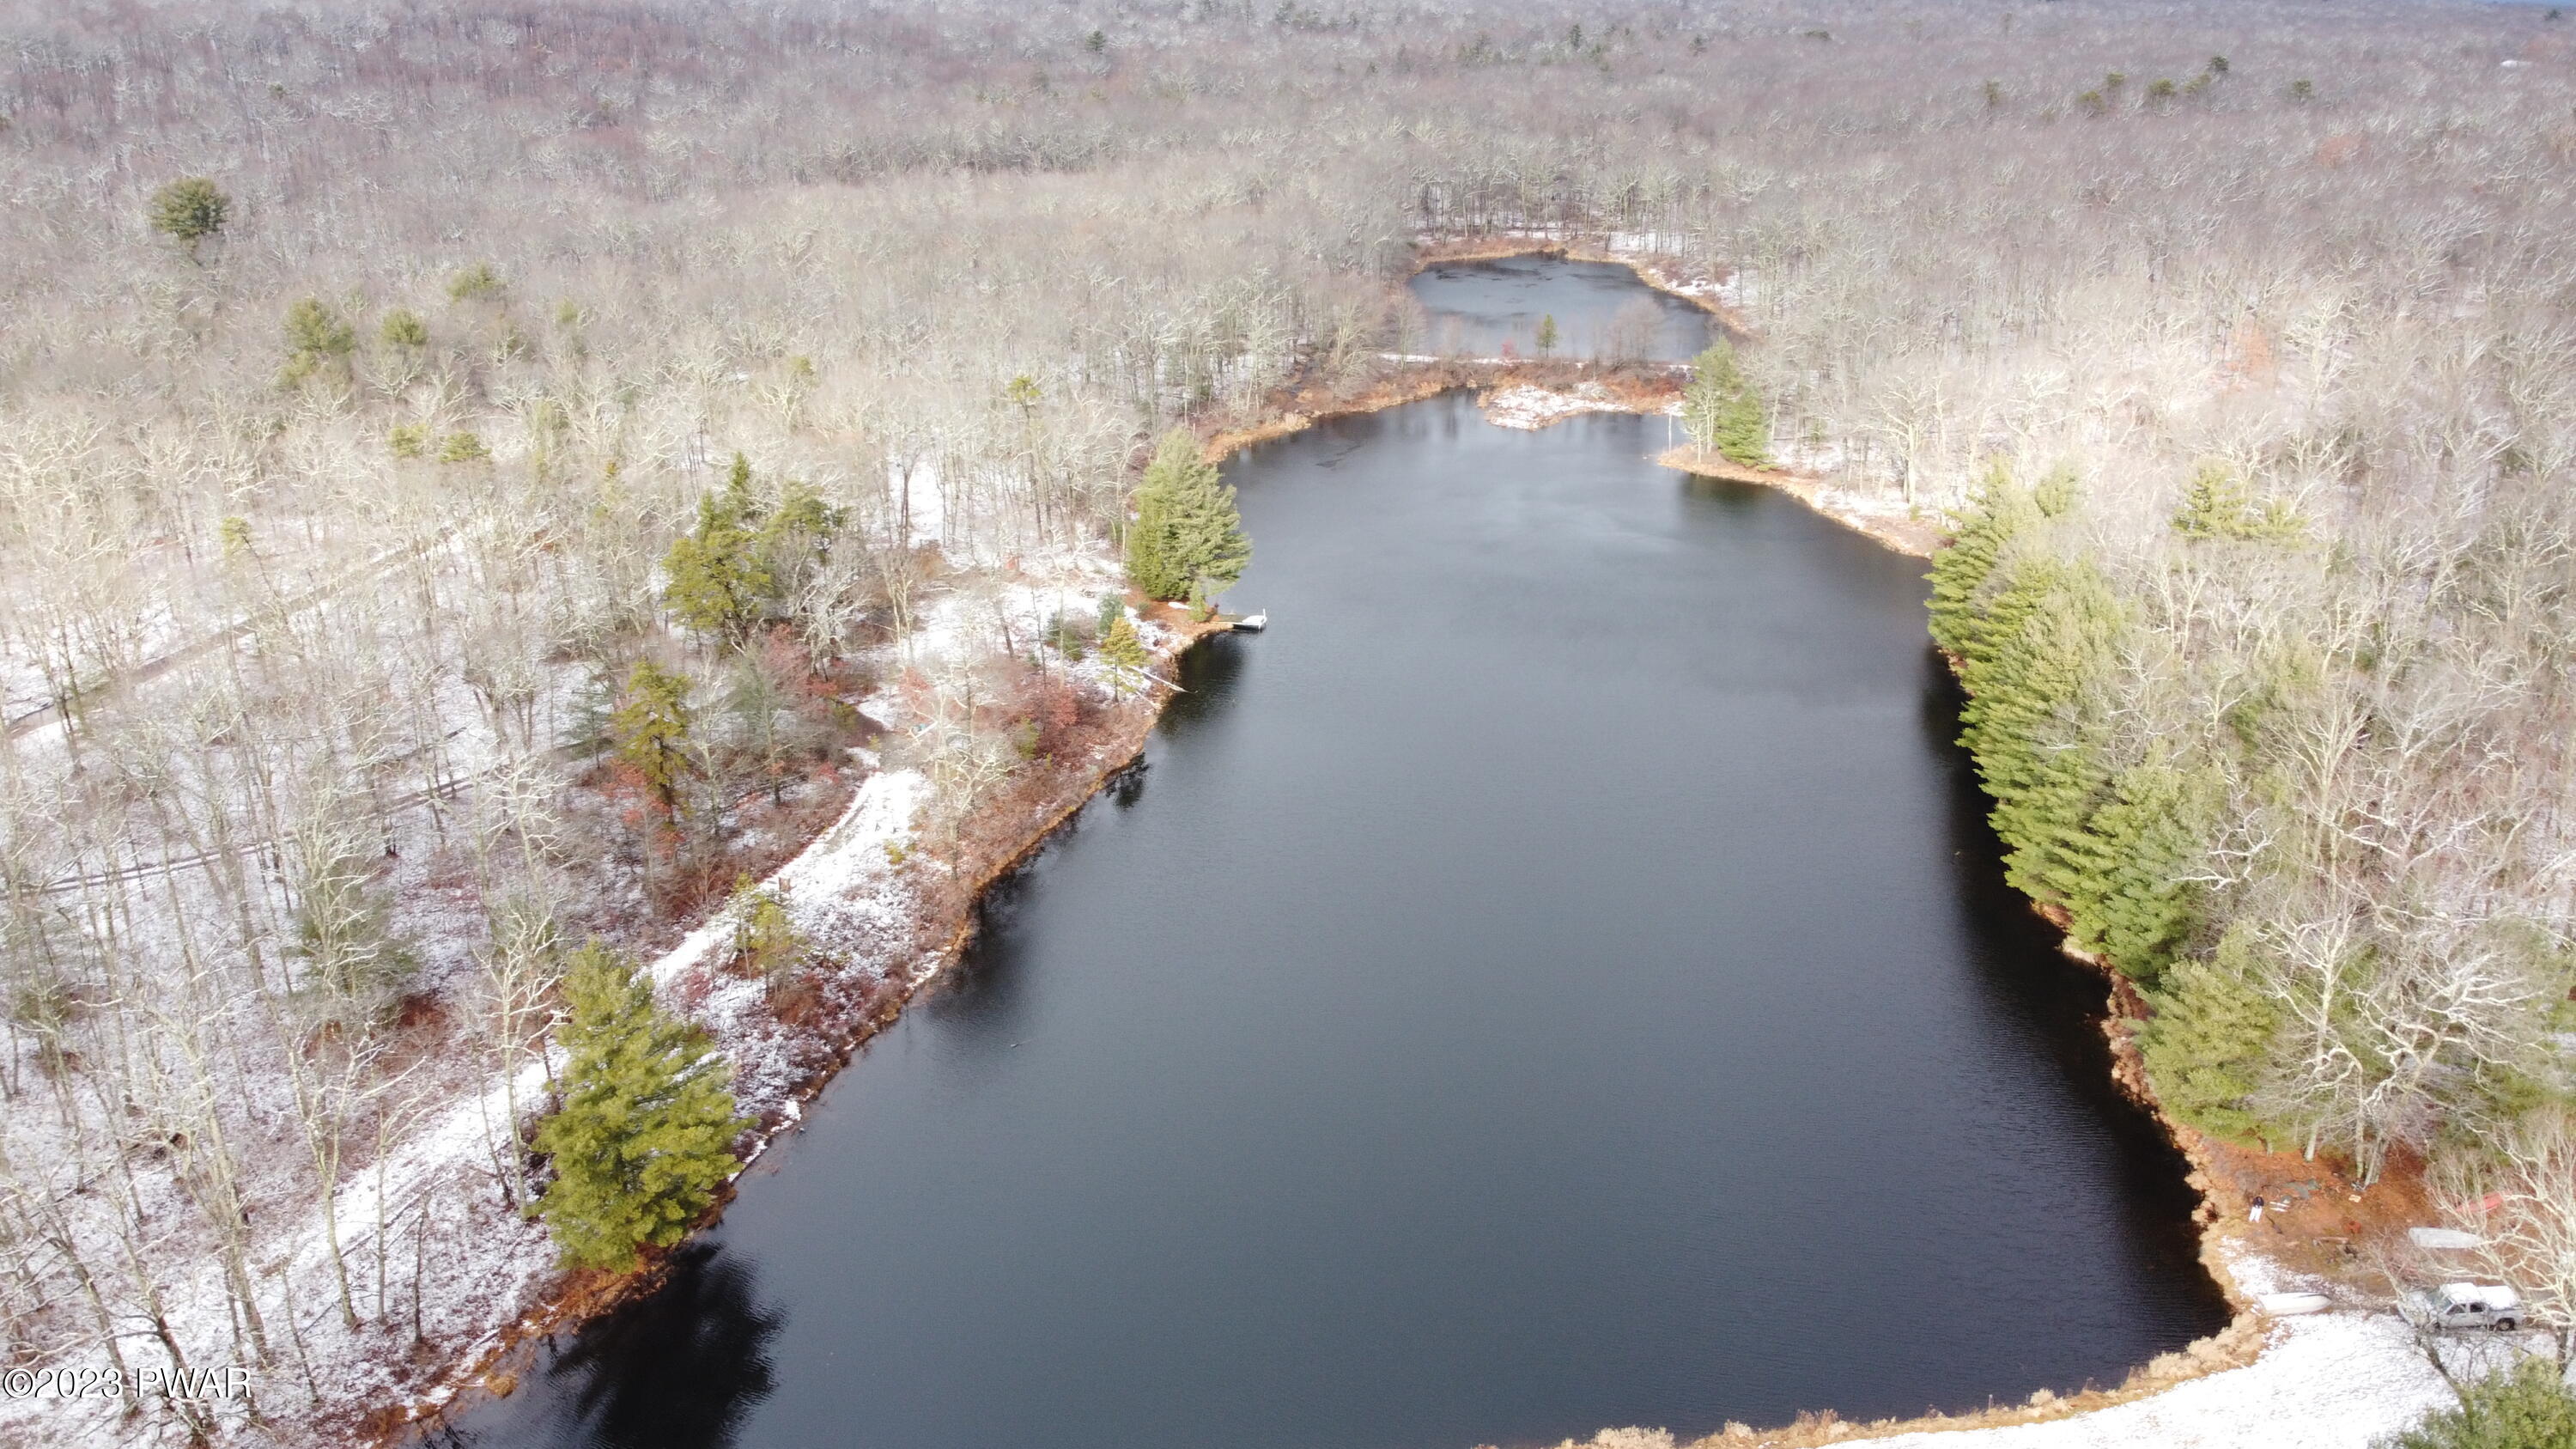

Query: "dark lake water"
<box><xmin>1408</xmin><ymin>254</ymin><xmax>1714</xmax><ymax>362</ymax></box>
<box><xmin>437</xmin><ymin>265</ymin><xmax>2226</xmax><ymax>1449</ymax></box>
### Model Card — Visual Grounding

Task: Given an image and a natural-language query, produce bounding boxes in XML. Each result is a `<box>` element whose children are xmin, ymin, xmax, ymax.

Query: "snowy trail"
<box><xmin>4</xmin><ymin>560</ymin><xmax>1141</xmax><ymax>1448</ymax></box>
<box><xmin>7</xmin><ymin>769</ymin><xmax>940</xmax><ymax>1448</ymax></box>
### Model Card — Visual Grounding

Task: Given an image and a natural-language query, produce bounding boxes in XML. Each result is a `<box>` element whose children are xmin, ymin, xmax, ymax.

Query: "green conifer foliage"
<box><xmin>2030</xmin><ymin>460</ymin><xmax>2080</xmax><ymax>519</ymax></box>
<box><xmin>534</xmin><ymin>943</ymin><xmax>747</xmax><ymax>1272</ymax></box>
<box><xmin>753</xmin><ymin>478</ymin><xmax>842</xmax><ymax>600</ymax></box>
<box><xmin>1712</xmin><ymin>387</ymin><xmax>1770</xmax><ymax>468</ymax></box>
<box><xmin>280</xmin><ymin>297</ymin><xmax>357</xmax><ymax>387</ymax></box>
<box><xmin>730</xmin><ymin>885</ymin><xmax>805</xmax><ymax>984</ymax></box>
<box><xmin>2385</xmin><ymin>1357</ymin><xmax>2576</xmax><ymax>1449</ymax></box>
<box><xmin>611</xmin><ymin>661</ymin><xmax>695</xmax><ymax>816</ymax></box>
<box><xmin>447</xmin><ymin>262</ymin><xmax>505</xmax><ymax>302</ymax></box>
<box><xmin>1926</xmin><ymin>465</ymin><xmax>2035</xmax><ymax>658</ymax></box>
<box><xmin>1954</xmin><ymin>556</ymin><xmax>2122</xmax><ymax>905</ymax></box>
<box><xmin>2139</xmin><ymin>931</ymin><xmax>2281</xmax><ymax>1140</ymax></box>
<box><xmin>663</xmin><ymin>455</ymin><xmax>776</xmax><ymax>640</ymax></box>
<box><xmin>1123</xmin><ymin>429</ymin><xmax>1250</xmax><ymax>602</ymax></box>
<box><xmin>149</xmin><ymin>176</ymin><xmax>230</xmax><ymax>259</ymax></box>
<box><xmin>1125</xmin><ymin>478</ymin><xmax>1181</xmax><ymax>600</ymax></box>
<box><xmin>1099</xmin><ymin>612</ymin><xmax>1148</xmax><ymax>691</ymax></box>
<box><xmin>1682</xmin><ymin>343</ymin><xmax>1771</xmax><ymax>468</ymax></box>
<box><xmin>563</xmin><ymin>667</ymin><xmax>617</xmax><ymax>758</ymax></box>
<box><xmin>2063</xmin><ymin>762</ymin><xmax>2219</xmax><ymax>982</ymax></box>
<box><xmin>1171</xmin><ymin>485</ymin><xmax>1248</xmax><ymax>599</ymax></box>
<box><xmin>380</xmin><ymin>309</ymin><xmax>428</xmax><ymax>349</ymax></box>
<box><xmin>2170</xmin><ymin>460</ymin><xmax>2306</xmax><ymax>542</ymax></box>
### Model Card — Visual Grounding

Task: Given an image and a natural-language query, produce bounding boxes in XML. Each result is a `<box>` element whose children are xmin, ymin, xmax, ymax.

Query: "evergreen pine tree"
<box><xmin>751</xmin><ymin>478</ymin><xmax>841</xmax><ymax>606</ymax></box>
<box><xmin>1163</xmin><ymin>450</ymin><xmax>1250</xmax><ymax>599</ymax></box>
<box><xmin>718</xmin><ymin>452</ymin><xmax>765</xmax><ymax>536</ymax></box>
<box><xmin>611</xmin><ymin>661</ymin><xmax>695</xmax><ymax>817</ymax></box>
<box><xmin>280</xmin><ymin>298</ymin><xmax>357</xmax><ymax>387</ymax></box>
<box><xmin>1124</xmin><ymin>443</ymin><xmax>1186</xmax><ymax>600</ymax></box>
<box><xmin>534</xmin><ymin>943</ymin><xmax>747</xmax><ymax>1272</ymax></box>
<box><xmin>149</xmin><ymin>176</ymin><xmax>230</xmax><ymax>260</ymax></box>
<box><xmin>563</xmin><ymin>667</ymin><xmax>618</xmax><ymax>758</ymax></box>
<box><xmin>380</xmin><ymin>309</ymin><xmax>428</xmax><ymax>349</ymax></box>
<box><xmin>2030</xmin><ymin>460</ymin><xmax>2081</xmax><ymax>519</ymax></box>
<box><xmin>1712</xmin><ymin>387</ymin><xmax>1771</xmax><ymax>468</ymax></box>
<box><xmin>1124</xmin><ymin>429</ymin><xmax>1249</xmax><ymax>602</ymax></box>
<box><xmin>1099</xmin><ymin>612</ymin><xmax>1148</xmax><ymax>692</ymax></box>
<box><xmin>729</xmin><ymin>883</ymin><xmax>805</xmax><ymax>984</ymax></box>
<box><xmin>2139</xmin><ymin>930</ymin><xmax>2281</xmax><ymax>1141</ymax></box>
<box><xmin>2170</xmin><ymin>460</ymin><xmax>2254</xmax><ymax>539</ymax></box>
<box><xmin>2171</xmin><ymin>460</ymin><xmax>2306</xmax><ymax>543</ymax></box>
<box><xmin>663</xmin><ymin>456</ymin><xmax>775</xmax><ymax>640</ymax></box>
<box><xmin>2385</xmin><ymin>1357</ymin><xmax>2576</xmax><ymax>1449</ymax></box>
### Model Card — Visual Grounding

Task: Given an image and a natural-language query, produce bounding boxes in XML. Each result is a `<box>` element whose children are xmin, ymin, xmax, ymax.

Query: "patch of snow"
<box><xmin>1479</xmin><ymin>383</ymin><xmax>1632</xmax><ymax>430</ymax></box>
<box><xmin>0</xmin><ymin>525</ymin><xmax>1157</xmax><ymax>1448</ymax></box>
<box><xmin>1860</xmin><ymin>1313</ymin><xmax>2454</xmax><ymax>1448</ymax></box>
<box><xmin>1852</xmin><ymin>1247</ymin><xmax>2495</xmax><ymax>1448</ymax></box>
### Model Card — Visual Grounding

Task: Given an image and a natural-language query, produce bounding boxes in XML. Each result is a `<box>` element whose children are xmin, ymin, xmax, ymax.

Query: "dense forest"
<box><xmin>3</xmin><ymin>0</ymin><xmax>2573</xmax><ymax>1442</ymax></box>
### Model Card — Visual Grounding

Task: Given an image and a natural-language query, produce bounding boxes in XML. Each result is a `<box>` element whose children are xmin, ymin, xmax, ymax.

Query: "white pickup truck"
<box><xmin>2405</xmin><ymin>1282</ymin><xmax>2524</xmax><ymax>1332</ymax></box>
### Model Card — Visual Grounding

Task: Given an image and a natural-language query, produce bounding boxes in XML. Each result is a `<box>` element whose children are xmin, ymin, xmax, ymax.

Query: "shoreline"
<box><xmin>1189</xmin><ymin>243</ymin><xmax>2291</xmax><ymax>1442</ymax></box>
<box><xmin>1240</xmin><ymin>242</ymin><xmax>2414</xmax><ymax>1447</ymax></box>
<box><xmin>373</xmin><ymin>240</ymin><xmax>2407</xmax><ymax>1449</ymax></box>
<box><xmin>1412</xmin><ymin>232</ymin><xmax>1759</xmax><ymax>340</ymax></box>
<box><xmin>370</xmin><ymin>608</ymin><xmax>1235</xmax><ymax>1445</ymax></box>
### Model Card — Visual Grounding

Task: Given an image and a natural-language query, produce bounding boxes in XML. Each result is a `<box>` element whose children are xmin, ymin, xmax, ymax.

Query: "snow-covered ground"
<box><xmin>1479</xmin><ymin>381</ymin><xmax>1640</xmax><ymax>429</ymax></box>
<box><xmin>1529</xmin><ymin>1249</ymin><xmax>2491</xmax><ymax>1449</ymax></box>
<box><xmin>0</xmin><ymin>762</ymin><xmax>941</xmax><ymax>1448</ymax></box>
<box><xmin>1861</xmin><ymin>1308</ymin><xmax>2452</xmax><ymax>1449</ymax></box>
<box><xmin>0</xmin><ymin>539</ymin><xmax>1152</xmax><ymax>1448</ymax></box>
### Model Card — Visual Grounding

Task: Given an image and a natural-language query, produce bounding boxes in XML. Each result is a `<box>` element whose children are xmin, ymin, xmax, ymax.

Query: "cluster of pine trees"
<box><xmin>1681</xmin><ymin>343</ymin><xmax>1770</xmax><ymax>469</ymax></box>
<box><xmin>1926</xmin><ymin>461</ymin><xmax>2567</xmax><ymax>1169</ymax></box>
<box><xmin>1931</xmin><ymin>468</ymin><xmax>2279</xmax><ymax>1137</ymax></box>
<box><xmin>663</xmin><ymin>454</ymin><xmax>846</xmax><ymax>645</ymax></box>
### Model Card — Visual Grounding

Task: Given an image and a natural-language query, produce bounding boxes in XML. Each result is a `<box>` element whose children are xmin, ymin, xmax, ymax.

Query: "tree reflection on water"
<box><xmin>434</xmin><ymin>1239</ymin><xmax>780</xmax><ymax>1449</ymax></box>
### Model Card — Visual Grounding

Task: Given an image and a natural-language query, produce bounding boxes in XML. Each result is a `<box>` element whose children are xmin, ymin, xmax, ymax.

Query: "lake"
<box><xmin>436</xmin><ymin>261</ymin><xmax>2225</xmax><ymax>1449</ymax></box>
